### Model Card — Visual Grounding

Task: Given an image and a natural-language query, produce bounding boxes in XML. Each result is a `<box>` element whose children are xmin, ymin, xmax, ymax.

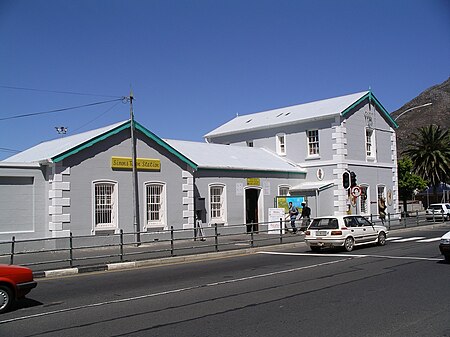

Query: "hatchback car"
<box><xmin>304</xmin><ymin>215</ymin><xmax>388</xmax><ymax>252</ymax></box>
<box><xmin>439</xmin><ymin>230</ymin><xmax>450</xmax><ymax>263</ymax></box>
<box><xmin>425</xmin><ymin>203</ymin><xmax>450</xmax><ymax>221</ymax></box>
<box><xmin>0</xmin><ymin>264</ymin><xmax>37</xmax><ymax>314</ymax></box>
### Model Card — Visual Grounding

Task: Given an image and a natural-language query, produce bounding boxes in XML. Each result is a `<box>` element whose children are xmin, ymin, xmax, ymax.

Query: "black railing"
<box><xmin>0</xmin><ymin>211</ymin><xmax>447</xmax><ymax>272</ymax></box>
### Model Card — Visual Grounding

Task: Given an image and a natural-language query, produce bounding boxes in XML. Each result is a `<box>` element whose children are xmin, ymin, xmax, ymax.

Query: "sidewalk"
<box><xmin>25</xmin><ymin>232</ymin><xmax>305</xmax><ymax>278</ymax></box>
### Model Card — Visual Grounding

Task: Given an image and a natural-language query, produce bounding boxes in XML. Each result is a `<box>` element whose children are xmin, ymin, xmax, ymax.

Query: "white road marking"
<box><xmin>390</xmin><ymin>236</ymin><xmax>426</xmax><ymax>242</ymax></box>
<box><xmin>386</xmin><ymin>237</ymin><xmax>402</xmax><ymax>241</ymax></box>
<box><xmin>258</xmin><ymin>251</ymin><xmax>441</xmax><ymax>262</ymax></box>
<box><xmin>0</xmin><ymin>257</ymin><xmax>353</xmax><ymax>324</ymax></box>
<box><xmin>416</xmin><ymin>237</ymin><xmax>441</xmax><ymax>242</ymax></box>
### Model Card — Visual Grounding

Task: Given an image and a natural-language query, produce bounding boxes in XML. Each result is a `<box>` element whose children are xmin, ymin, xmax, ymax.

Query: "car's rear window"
<box><xmin>309</xmin><ymin>218</ymin><xmax>339</xmax><ymax>229</ymax></box>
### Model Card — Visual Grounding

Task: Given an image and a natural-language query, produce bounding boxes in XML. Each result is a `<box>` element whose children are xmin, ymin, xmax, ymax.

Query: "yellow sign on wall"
<box><xmin>247</xmin><ymin>178</ymin><xmax>261</xmax><ymax>186</ymax></box>
<box><xmin>111</xmin><ymin>157</ymin><xmax>161</xmax><ymax>171</ymax></box>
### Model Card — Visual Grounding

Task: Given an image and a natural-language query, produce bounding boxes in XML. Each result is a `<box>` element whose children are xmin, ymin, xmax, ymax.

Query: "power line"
<box><xmin>71</xmin><ymin>100</ymin><xmax>122</xmax><ymax>133</ymax></box>
<box><xmin>0</xmin><ymin>98</ymin><xmax>124</xmax><ymax>121</ymax></box>
<box><xmin>0</xmin><ymin>85</ymin><xmax>122</xmax><ymax>98</ymax></box>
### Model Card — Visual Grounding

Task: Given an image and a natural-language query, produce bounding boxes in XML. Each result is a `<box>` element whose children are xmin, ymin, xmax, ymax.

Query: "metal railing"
<box><xmin>0</xmin><ymin>211</ymin><xmax>447</xmax><ymax>271</ymax></box>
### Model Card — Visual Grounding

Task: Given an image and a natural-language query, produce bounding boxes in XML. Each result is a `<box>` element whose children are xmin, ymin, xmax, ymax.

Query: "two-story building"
<box><xmin>0</xmin><ymin>90</ymin><xmax>398</xmax><ymax>241</ymax></box>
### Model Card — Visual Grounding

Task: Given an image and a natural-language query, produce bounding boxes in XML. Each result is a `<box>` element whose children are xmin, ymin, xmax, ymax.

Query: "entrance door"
<box><xmin>245</xmin><ymin>188</ymin><xmax>260</xmax><ymax>232</ymax></box>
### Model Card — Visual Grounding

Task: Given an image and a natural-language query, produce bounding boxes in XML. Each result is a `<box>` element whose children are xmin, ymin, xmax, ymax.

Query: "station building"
<box><xmin>0</xmin><ymin>91</ymin><xmax>399</xmax><ymax>241</ymax></box>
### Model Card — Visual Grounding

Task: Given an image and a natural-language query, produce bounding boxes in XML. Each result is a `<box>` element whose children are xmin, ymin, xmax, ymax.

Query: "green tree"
<box><xmin>403</xmin><ymin>125</ymin><xmax>450</xmax><ymax>193</ymax></box>
<box><xmin>397</xmin><ymin>157</ymin><xmax>427</xmax><ymax>213</ymax></box>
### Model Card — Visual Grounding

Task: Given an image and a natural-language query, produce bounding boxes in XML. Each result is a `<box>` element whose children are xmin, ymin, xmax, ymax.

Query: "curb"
<box><xmin>33</xmin><ymin>241</ymin><xmax>305</xmax><ymax>279</ymax></box>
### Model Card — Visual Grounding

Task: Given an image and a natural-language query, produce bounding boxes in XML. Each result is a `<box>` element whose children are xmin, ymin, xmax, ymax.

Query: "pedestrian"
<box><xmin>378</xmin><ymin>197</ymin><xmax>387</xmax><ymax>225</ymax></box>
<box><xmin>288</xmin><ymin>202</ymin><xmax>298</xmax><ymax>233</ymax></box>
<box><xmin>299</xmin><ymin>202</ymin><xmax>311</xmax><ymax>232</ymax></box>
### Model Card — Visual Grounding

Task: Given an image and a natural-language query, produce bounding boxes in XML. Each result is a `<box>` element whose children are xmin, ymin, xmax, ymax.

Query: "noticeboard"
<box><xmin>275</xmin><ymin>196</ymin><xmax>306</xmax><ymax>214</ymax></box>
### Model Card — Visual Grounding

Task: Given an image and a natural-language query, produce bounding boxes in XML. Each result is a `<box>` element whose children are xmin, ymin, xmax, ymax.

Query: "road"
<box><xmin>1</xmin><ymin>224</ymin><xmax>449</xmax><ymax>337</ymax></box>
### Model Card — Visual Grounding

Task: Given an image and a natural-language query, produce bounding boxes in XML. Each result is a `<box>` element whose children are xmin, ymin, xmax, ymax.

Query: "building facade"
<box><xmin>0</xmin><ymin>91</ymin><xmax>398</xmax><ymax>241</ymax></box>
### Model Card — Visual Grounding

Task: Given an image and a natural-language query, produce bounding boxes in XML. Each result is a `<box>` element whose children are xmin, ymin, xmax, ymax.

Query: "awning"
<box><xmin>290</xmin><ymin>180</ymin><xmax>335</xmax><ymax>192</ymax></box>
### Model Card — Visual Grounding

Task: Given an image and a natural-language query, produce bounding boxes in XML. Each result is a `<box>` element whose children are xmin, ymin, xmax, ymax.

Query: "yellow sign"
<box><xmin>247</xmin><ymin>178</ymin><xmax>260</xmax><ymax>186</ymax></box>
<box><xmin>111</xmin><ymin>157</ymin><xmax>161</xmax><ymax>171</ymax></box>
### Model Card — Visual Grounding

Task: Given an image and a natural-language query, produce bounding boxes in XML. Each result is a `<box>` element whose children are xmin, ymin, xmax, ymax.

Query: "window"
<box><xmin>307</xmin><ymin>130</ymin><xmax>319</xmax><ymax>156</ymax></box>
<box><xmin>377</xmin><ymin>185</ymin><xmax>386</xmax><ymax>202</ymax></box>
<box><xmin>276</xmin><ymin>133</ymin><xmax>286</xmax><ymax>156</ymax></box>
<box><xmin>278</xmin><ymin>185</ymin><xmax>290</xmax><ymax>196</ymax></box>
<box><xmin>366</xmin><ymin>128</ymin><xmax>376</xmax><ymax>159</ymax></box>
<box><xmin>94</xmin><ymin>181</ymin><xmax>117</xmax><ymax>229</ymax></box>
<box><xmin>210</xmin><ymin>184</ymin><xmax>226</xmax><ymax>223</ymax></box>
<box><xmin>246</xmin><ymin>140</ymin><xmax>253</xmax><ymax>147</ymax></box>
<box><xmin>145</xmin><ymin>182</ymin><xmax>166</xmax><ymax>228</ymax></box>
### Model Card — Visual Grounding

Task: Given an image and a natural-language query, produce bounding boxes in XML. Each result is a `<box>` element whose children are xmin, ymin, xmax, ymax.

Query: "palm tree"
<box><xmin>403</xmin><ymin>125</ymin><xmax>450</xmax><ymax>194</ymax></box>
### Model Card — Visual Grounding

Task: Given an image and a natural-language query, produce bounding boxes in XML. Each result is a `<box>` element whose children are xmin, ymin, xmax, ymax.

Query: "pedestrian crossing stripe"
<box><xmin>387</xmin><ymin>236</ymin><xmax>441</xmax><ymax>243</ymax></box>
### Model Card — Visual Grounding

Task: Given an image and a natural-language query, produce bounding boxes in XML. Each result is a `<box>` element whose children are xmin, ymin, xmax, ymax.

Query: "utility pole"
<box><xmin>128</xmin><ymin>90</ymin><xmax>141</xmax><ymax>245</ymax></box>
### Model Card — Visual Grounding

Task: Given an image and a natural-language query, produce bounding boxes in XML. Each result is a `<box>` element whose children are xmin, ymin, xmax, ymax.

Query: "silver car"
<box><xmin>425</xmin><ymin>203</ymin><xmax>450</xmax><ymax>221</ymax></box>
<box><xmin>305</xmin><ymin>215</ymin><xmax>388</xmax><ymax>252</ymax></box>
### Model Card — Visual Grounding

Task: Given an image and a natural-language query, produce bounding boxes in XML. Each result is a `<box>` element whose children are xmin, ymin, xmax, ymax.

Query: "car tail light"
<box><xmin>305</xmin><ymin>230</ymin><xmax>310</xmax><ymax>235</ymax></box>
<box><xmin>331</xmin><ymin>230</ymin><xmax>343</xmax><ymax>235</ymax></box>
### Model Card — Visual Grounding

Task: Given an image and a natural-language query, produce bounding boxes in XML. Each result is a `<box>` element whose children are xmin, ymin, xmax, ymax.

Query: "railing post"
<box><xmin>214</xmin><ymin>223</ymin><xmax>219</xmax><ymax>252</ymax></box>
<box><xmin>250</xmin><ymin>222</ymin><xmax>254</xmax><ymax>248</ymax></box>
<box><xmin>279</xmin><ymin>218</ymin><xmax>283</xmax><ymax>244</ymax></box>
<box><xmin>416</xmin><ymin>210</ymin><xmax>419</xmax><ymax>227</ymax></box>
<box><xmin>387</xmin><ymin>213</ymin><xmax>391</xmax><ymax>230</ymax></box>
<box><xmin>170</xmin><ymin>226</ymin><xmax>174</xmax><ymax>257</ymax></box>
<box><xmin>10</xmin><ymin>236</ymin><xmax>15</xmax><ymax>265</ymax></box>
<box><xmin>69</xmin><ymin>232</ymin><xmax>73</xmax><ymax>268</ymax></box>
<box><xmin>120</xmin><ymin>229</ymin><xmax>124</xmax><ymax>262</ymax></box>
<box><xmin>370</xmin><ymin>213</ymin><xmax>373</xmax><ymax>223</ymax></box>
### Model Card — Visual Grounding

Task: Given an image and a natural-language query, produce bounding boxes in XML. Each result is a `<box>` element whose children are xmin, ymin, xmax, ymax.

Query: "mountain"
<box><xmin>390</xmin><ymin>77</ymin><xmax>450</xmax><ymax>156</ymax></box>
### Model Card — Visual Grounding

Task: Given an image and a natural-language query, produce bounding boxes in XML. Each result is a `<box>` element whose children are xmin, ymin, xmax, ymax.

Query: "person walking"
<box><xmin>288</xmin><ymin>202</ymin><xmax>298</xmax><ymax>234</ymax></box>
<box><xmin>299</xmin><ymin>202</ymin><xmax>311</xmax><ymax>232</ymax></box>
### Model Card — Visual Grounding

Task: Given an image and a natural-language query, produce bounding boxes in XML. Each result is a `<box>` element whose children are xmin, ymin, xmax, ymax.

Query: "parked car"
<box><xmin>304</xmin><ymin>215</ymin><xmax>388</xmax><ymax>252</ymax></box>
<box><xmin>439</xmin><ymin>230</ymin><xmax>450</xmax><ymax>263</ymax></box>
<box><xmin>0</xmin><ymin>264</ymin><xmax>37</xmax><ymax>314</ymax></box>
<box><xmin>425</xmin><ymin>203</ymin><xmax>450</xmax><ymax>221</ymax></box>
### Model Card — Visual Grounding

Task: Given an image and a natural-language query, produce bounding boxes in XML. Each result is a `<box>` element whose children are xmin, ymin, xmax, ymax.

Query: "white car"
<box><xmin>439</xmin><ymin>230</ymin><xmax>450</xmax><ymax>263</ymax></box>
<box><xmin>425</xmin><ymin>203</ymin><xmax>450</xmax><ymax>221</ymax></box>
<box><xmin>305</xmin><ymin>215</ymin><xmax>388</xmax><ymax>252</ymax></box>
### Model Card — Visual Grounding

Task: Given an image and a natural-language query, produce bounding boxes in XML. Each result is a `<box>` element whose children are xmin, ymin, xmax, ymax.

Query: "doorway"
<box><xmin>245</xmin><ymin>188</ymin><xmax>260</xmax><ymax>232</ymax></box>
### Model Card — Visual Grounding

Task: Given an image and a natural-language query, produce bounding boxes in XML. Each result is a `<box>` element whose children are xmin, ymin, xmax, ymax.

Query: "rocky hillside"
<box><xmin>390</xmin><ymin>77</ymin><xmax>450</xmax><ymax>156</ymax></box>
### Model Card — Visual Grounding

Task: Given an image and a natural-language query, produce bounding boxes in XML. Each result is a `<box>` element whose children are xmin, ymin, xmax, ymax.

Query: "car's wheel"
<box><xmin>344</xmin><ymin>237</ymin><xmax>354</xmax><ymax>252</ymax></box>
<box><xmin>0</xmin><ymin>285</ymin><xmax>13</xmax><ymax>314</ymax></box>
<box><xmin>377</xmin><ymin>232</ymin><xmax>386</xmax><ymax>246</ymax></box>
<box><xmin>310</xmin><ymin>246</ymin><xmax>321</xmax><ymax>253</ymax></box>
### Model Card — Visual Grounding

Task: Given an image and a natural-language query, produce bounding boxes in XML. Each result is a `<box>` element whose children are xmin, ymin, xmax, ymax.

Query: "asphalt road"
<box><xmin>1</xmin><ymin>224</ymin><xmax>450</xmax><ymax>337</ymax></box>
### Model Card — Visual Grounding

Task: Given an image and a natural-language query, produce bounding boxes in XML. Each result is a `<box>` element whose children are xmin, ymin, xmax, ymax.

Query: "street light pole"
<box><xmin>394</xmin><ymin>102</ymin><xmax>432</xmax><ymax>121</ymax></box>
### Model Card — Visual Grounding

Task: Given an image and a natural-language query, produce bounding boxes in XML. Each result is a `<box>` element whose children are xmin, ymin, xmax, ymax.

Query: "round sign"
<box><xmin>351</xmin><ymin>186</ymin><xmax>361</xmax><ymax>197</ymax></box>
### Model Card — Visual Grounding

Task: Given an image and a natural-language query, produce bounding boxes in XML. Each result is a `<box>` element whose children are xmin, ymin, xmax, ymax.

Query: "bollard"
<box><xmin>387</xmin><ymin>213</ymin><xmax>391</xmax><ymax>230</ymax></box>
<box><xmin>416</xmin><ymin>210</ymin><xmax>419</xmax><ymax>227</ymax></box>
<box><xmin>250</xmin><ymin>222</ymin><xmax>254</xmax><ymax>248</ymax></box>
<box><xmin>10</xmin><ymin>236</ymin><xmax>15</xmax><ymax>265</ymax></box>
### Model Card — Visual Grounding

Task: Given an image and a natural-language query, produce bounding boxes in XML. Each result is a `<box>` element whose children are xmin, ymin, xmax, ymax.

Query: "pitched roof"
<box><xmin>2</xmin><ymin>120</ymin><xmax>305</xmax><ymax>174</ymax></box>
<box><xmin>204</xmin><ymin>91</ymin><xmax>397</xmax><ymax>139</ymax></box>
<box><xmin>3</xmin><ymin>120</ymin><xmax>129</xmax><ymax>163</ymax></box>
<box><xmin>165</xmin><ymin>139</ymin><xmax>306</xmax><ymax>174</ymax></box>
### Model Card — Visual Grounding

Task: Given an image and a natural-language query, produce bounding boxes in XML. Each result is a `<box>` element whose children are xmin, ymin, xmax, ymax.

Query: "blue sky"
<box><xmin>0</xmin><ymin>0</ymin><xmax>449</xmax><ymax>160</ymax></box>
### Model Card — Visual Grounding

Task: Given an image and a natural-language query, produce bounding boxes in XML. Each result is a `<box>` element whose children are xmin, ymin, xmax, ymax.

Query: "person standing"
<box><xmin>378</xmin><ymin>197</ymin><xmax>387</xmax><ymax>225</ymax></box>
<box><xmin>288</xmin><ymin>202</ymin><xmax>298</xmax><ymax>233</ymax></box>
<box><xmin>299</xmin><ymin>202</ymin><xmax>311</xmax><ymax>232</ymax></box>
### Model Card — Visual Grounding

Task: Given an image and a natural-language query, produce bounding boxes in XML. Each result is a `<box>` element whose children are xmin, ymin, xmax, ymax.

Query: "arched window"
<box><xmin>278</xmin><ymin>185</ymin><xmax>290</xmax><ymax>196</ymax></box>
<box><xmin>93</xmin><ymin>181</ymin><xmax>118</xmax><ymax>230</ymax></box>
<box><xmin>209</xmin><ymin>184</ymin><xmax>227</xmax><ymax>224</ymax></box>
<box><xmin>359</xmin><ymin>184</ymin><xmax>370</xmax><ymax>215</ymax></box>
<box><xmin>145</xmin><ymin>182</ymin><xmax>166</xmax><ymax>229</ymax></box>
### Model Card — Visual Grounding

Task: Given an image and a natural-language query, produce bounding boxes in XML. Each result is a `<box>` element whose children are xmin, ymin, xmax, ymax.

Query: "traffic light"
<box><xmin>350</xmin><ymin>171</ymin><xmax>357</xmax><ymax>187</ymax></box>
<box><xmin>342</xmin><ymin>171</ymin><xmax>350</xmax><ymax>189</ymax></box>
